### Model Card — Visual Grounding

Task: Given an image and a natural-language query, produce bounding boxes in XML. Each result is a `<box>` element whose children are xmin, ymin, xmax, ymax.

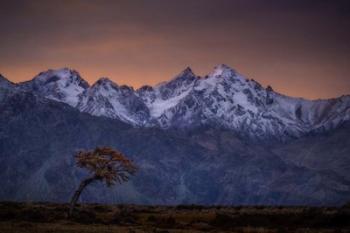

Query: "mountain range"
<box><xmin>0</xmin><ymin>65</ymin><xmax>349</xmax><ymax>205</ymax></box>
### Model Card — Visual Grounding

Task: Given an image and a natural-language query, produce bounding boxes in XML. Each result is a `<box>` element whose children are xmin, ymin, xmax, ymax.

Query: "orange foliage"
<box><xmin>75</xmin><ymin>147</ymin><xmax>137</xmax><ymax>186</ymax></box>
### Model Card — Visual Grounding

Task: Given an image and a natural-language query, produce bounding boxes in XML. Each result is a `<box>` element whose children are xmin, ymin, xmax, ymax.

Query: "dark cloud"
<box><xmin>0</xmin><ymin>0</ymin><xmax>349</xmax><ymax>98</ymax></box>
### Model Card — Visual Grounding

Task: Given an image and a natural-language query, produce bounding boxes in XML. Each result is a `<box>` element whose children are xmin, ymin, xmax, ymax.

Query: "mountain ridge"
<box><xmin>0</xmin><ymin>90</ymin><xmax>349</xmax><ymax>205</ymax></box>
<box><xmin>3</xmin><ymin>65</ymin><xmax>348</xmax><ymax>101</ymax></box>
<box><xmin>2</xmin><ymin>65</ymin><xmax>350</xmax><ymax>140</ymax></box>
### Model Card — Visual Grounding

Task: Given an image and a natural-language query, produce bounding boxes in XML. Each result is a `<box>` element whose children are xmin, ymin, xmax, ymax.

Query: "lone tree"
<box><xmin>69</xmin><ymin>147</ymin><xmax>137</xmax><ymax>217</ymax></box>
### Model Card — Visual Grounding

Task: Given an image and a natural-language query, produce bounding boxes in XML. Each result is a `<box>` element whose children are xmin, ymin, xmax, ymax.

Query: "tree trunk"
<box><xmin>69</xmin><ymin>176</ymin><xmax>96</xmax><ymax>217</ymax></box>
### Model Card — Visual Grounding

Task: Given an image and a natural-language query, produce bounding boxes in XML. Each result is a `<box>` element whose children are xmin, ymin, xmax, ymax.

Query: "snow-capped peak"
<box><xmin>211</xmin><ymin>64</ymin><xmax>236</xmax><ymax>76</ymax></box>
<box><xmin>78</xmin><ymin>77</ymin><xmax>149</xmax><ymax>125</ymax></box>
<box><xmin>31</xmin><ymin>68</ymin><xmax>88</xmax><ymax>87</ymax></box>
<box><xmin>94</xmin><ymin>77</ymin><xmax>114</xmax><ymax>84</ymax></box>
<box><xmin>11</xmin><ymin>65</ymin><xmax>350</xmax><ymax>140</ymax></box>
<box><xmin>92</xmin><ymin>77</ymin><xmax>118</xmax><ymax>89</ymax></box>
<box><xmin>20</xmin><ymin>68</ymin><xmax>89</xmax><ymax>107</ymax></box>
<box><xmin>154</xmin><ymin>67</ymin><xmax>198</xmax><ymax>89</ymax></box>
<box><xmin>208</xmin><ymin>64</ymin><xmax>246</xmax><ymax>83</ymax></box>
<box><xmin>137</xmin><ymin>67</ymin><xmax>199</xmax><ymax>119</ymax></box>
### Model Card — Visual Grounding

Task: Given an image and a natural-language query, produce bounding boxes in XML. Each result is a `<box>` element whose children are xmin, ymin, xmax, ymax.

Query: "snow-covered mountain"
<box><xmin>137</xmin><ymin>64</ymin><xmax>350</xmax><ymax>139</ymax></box>
<box><xmin>4</xmin><ymin>65</ymin><xmax>350</xmax><ymax>140</ymax></box>
<box><xmin>19</xmin><ymin>68</ymin><xmax>89</xmax><ymax>107</ymax></box>
<box><xmin>1</xmin><ymin>67</ymin><xmax>350</xmax><ymax>205</ymax></box>
<box><xmin>76</xmin><ymin>78</ymin><xmax>150</xmax><ymax>125</ymax></box>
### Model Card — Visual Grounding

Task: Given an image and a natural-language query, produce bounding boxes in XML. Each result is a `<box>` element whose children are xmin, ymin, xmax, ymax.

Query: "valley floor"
<box><xmin>0</xmin><ymin>202</ymin><xmax>349</xmax><ymax>233</ymax></box>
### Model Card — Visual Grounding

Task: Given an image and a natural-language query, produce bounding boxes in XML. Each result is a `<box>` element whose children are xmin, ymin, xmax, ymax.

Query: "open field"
<box><xmin>0</xmin><ymin>202</ymin><xmax>349</xmax><ymax>233</ymax></box>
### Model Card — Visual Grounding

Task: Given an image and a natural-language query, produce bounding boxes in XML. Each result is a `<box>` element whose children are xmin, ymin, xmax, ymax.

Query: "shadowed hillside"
<box><xmin>1</xmin><ymin>90</ymin><xmax>350</xmax><ymax>205</ymax></box>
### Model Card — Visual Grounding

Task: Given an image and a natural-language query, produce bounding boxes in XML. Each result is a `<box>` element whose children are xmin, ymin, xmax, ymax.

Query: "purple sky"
<box><xmin>1</xmin><ymin>0</ymin><xmax>350</xmax><ymax>99</ymax></box>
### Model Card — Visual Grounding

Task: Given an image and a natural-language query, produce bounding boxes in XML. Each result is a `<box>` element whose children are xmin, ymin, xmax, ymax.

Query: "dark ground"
<box><xmin>0</xmin><ymin>202</ymin><xmax>349</xmax><ymax>233</ymax></box>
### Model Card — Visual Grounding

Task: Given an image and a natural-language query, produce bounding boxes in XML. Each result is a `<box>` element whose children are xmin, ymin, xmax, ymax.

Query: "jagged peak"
<box><xmin>137</xmin><ymin>85</ymin><xmax>154</xmax><ymax>92</ymax></box>
<box><xmin>92</xmin><ymin>77</ymin><xmax>118</xmax><ymax>86</ymax></box>
<box><xmin>179</xmin><ymin>66</ymin><xmax>195</xmax><ymax>77</ymax></box>
<box><xmin>168</xmin><ymin>66</ymin><xmax>197</xmax><ymax>83</ymax></box>
<box><xmin>95</xmin><ymin>77</ymin><xmax>113</xmax><ymax>83</ymax></box>
<box><xmin>31</xmin><ymin>67</ymin><xmax>89</xmax><ymax>88</ymax></box>
<box><xmin>92</xmin><ymin>77</ymin><xmax>119</xmax><ymax>89</ymax></box>
<box><xmin>154</xmin><ymin>67</ymin><xmax>198</xmax><ymax>89</ymax></box>
<box><xmin>205</xmin><ymin>64</ymin><xmax>249</xmax><ymax>85</ymax></box>
<box><xmin>35</xmin><ymin>67</ymin><xmax>79</xmax><ymax>78</ymax></box>
<box><xmin>120</xmin><ymin>84</ymin><xmax>134</xmax><ymax>92</ymax></box>
<box><xmin>210</xmin><ymin>64</ymin><xmax>237</xmax><ymax>77</ymax></box>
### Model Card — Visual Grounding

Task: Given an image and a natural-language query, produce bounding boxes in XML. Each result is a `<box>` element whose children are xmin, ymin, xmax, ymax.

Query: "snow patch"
<box><xmin>149</xmin><ymin>88</ymin><xmax>192</xmax><ymax>117</ymax></box>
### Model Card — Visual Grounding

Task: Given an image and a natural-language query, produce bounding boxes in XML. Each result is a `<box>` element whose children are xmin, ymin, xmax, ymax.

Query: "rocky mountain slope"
<box><xmin>0</xmin><ymin>90</ymin><xmax>349</xmax><ymax>205</ymax></box>
<box><xmin>4</xmin><ymin>65</ymin><xmax>350</xmax><ymax>140</ymax></box>
<box><xmin>0</xmin><ymin>66</ymin><xmax>349</xmax><ymax>205</ymax></box>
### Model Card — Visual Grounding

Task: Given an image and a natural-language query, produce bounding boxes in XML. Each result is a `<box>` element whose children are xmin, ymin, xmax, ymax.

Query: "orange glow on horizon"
<box><xmin>1</xmin><ymin>1</ymin><xmax>349</xmax><ymax>100</ymax></box>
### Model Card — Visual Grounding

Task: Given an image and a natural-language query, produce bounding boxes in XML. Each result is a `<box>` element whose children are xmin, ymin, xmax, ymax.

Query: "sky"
<box><xmin>0</xmin><ymin>0</ymin><xmax>350</xmax><ymax>99</ymax></box>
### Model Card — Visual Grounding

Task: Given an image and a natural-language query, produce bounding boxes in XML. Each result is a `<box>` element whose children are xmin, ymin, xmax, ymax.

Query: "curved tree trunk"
<box><xmin>69</xmin><ymin>176</ymin><xmax>96</xmax><ymax>217</ymax></box>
